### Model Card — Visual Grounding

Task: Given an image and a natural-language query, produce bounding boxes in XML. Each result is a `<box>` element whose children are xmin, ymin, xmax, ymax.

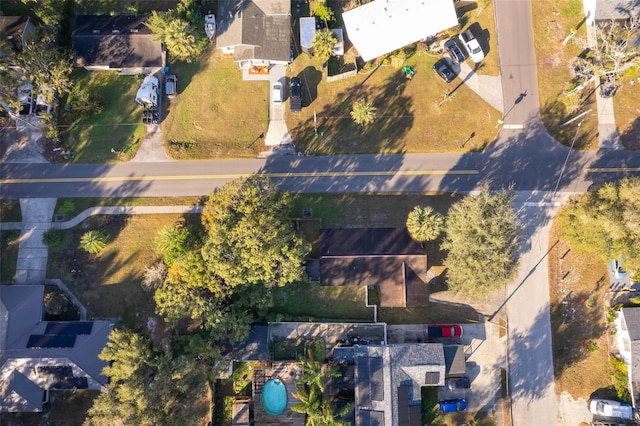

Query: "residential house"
<box><xmin>334</xmin><ymin>343</ymin><xmax>448</xmax><ymax>426</ymax></box>
<box><xmin>594</xmin><ymin>0</ymin><xmax>640</xmax><ymax>23</ymax></box>
<box><xmin>0</xmin><ymin>16</ymin><xmax>35</xmax><ymax>52</ymax></box>
<box><xmin>0</xmin><ymin>285</ymin><xmax>111</xmax><ymax>412</ymax></box>
<box><xmin>313</xmin><ymin>228</ymin><xmax>429</xmax><ymax>308</ymax></box>
<box><xmin>216</xmin><ymin>0</ymin><xmax>291</xmax><ymax>69</ymax></box>
<box><xmin>615</xmin><ymin>307</ymin><xmax>640</xmax><ymax>408</ymax></box>
<box><xmin>72</xmin><ymin>15</ymin><xmax>164</xmax><ymax>74</ymax></box>
<box><xmin>342</xmin><ymin>0</ymin><xmax>459</xmax><ymax>62</ymax></box>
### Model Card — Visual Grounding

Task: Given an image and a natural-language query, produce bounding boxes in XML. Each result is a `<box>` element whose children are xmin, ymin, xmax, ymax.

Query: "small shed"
<box><xmin>300</xmin><ymin>17</ymin><xmax>316</xmax><ymax>55</ymax></box>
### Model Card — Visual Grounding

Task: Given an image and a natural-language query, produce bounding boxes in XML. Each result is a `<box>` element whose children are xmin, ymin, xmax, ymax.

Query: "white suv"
<box><xmin>459</xmin><ymin>30</ymin><xmax>484</xmax><ymax>63</ymax></box>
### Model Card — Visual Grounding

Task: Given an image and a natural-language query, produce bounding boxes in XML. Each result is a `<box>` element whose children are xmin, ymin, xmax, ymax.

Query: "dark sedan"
<box><xmin>433</xmin><ymin>59</ymin><xmax>457</xmax><ymax>83</ymax></box>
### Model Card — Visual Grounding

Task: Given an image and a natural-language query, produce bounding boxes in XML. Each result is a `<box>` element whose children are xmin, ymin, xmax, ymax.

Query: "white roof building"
<box><xmin>342</xmin><ymin>0</ymin><xmax>459</xmax><ymax>61</ymax></box>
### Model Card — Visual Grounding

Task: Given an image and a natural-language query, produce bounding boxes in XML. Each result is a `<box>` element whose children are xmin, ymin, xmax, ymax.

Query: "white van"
<box><xmin>272</xmin><ymin>82</ymin><xmax>283</xmax><ymax>104</ymax></box>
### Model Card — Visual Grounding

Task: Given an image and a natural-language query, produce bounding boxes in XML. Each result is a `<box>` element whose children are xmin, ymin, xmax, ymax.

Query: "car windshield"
<box><xmin>472</xmin><ymin>46</ymin><xmax>482</xmax><ymax>54</ymax></box>
<box><xmin>596</xmin><ymin>401</ymin><xmax>605</xmax><ymax>412</ymax></box>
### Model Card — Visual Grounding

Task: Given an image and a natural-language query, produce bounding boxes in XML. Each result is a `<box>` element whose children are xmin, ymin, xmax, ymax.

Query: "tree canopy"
<box><xmin>144</xmin><ymin>1</ymin><xmax>209</xmax><ymax>63</ymax></box>
<box><xmin>442</xmin><ymin>188</ymin><xmax>521</xmax><ymax>295</ymax></box>
<box><xmin>312</xmin><ymin>28</ymin><xmax>338</xmax><ymax>64</ymax></box>
<box><xmin>85</xmin><ymin>329</ymin><xmax>209</xmax><ymax>426</ymax></box>
<box><xmin>559</xmin><ymin>177</ymin><xmax>640</xmax><ymax>269</ymax></box>
<box><xmin>155</xmin><ymin>177</ymin><xmax>309</xmax><ymax>342</ymax></box>
<box><xmin>406</xmin><ymin>205</ymin><xmax>444</xmax><ymax>242</ymax></box>
<box><xmin>350</xmin><ymin>99</ymin><xmax>377</xmax><ymax>126</ymax></box>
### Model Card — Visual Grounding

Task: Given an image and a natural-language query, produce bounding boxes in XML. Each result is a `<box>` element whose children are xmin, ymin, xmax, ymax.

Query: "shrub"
<box><xmin>628</xmin><ymin>296</ymin><xmax>640</xmax><ymax>305</ymax></box>
<box><xmin>42</xmin><ymin>229</ymin><xmax>67</xmax><ymax>251</ymax></box>
<box><xmin>80</xmin><ymin>230</ymin><xmax>110</xmax><ymax>254</ymax></box>
<box><xmin>585</xmin><ymin>298</ymin><xmax>595</xmax><ymax>309</ymax></box>
<box><xmin>610</xmin><ymin>357</ymin><xmax>631</xmax><ymax>402</ymax></box>
<box><xmin>585</xmin><ymin>340</ymin><xmax>598</xmax><ymax>352</ymax></box>
<box><xmin>142</xmin><ymin>262</ymin><xmax>168</xmax><ymax>291</ymax></box>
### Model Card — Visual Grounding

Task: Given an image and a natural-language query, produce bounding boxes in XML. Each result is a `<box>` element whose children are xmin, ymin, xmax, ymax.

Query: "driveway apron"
<box><xmin>14</xmin><ymin>198</ymin><xmax>57</xmax><ymax>285</ymax></box>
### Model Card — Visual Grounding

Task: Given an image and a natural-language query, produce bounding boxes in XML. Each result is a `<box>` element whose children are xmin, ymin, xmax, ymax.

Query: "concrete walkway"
<box><xmin>131</xmin><ymin>124</ymin><xmax>173</xmax><ymax>162</ymax></box>
<box><xmin>458</xmin><ymin>61</ymin><xmax>505</xmax><ymax>114</ymax></box>
<box><xmin>14</xmin><ymin>198</ymin><xmax>57</xmax><ymax>285</ymax></box>
<box><xmin>581</xmin><ymin>0</ymin><xmax>624</xmax><ymax>150</ymax></box>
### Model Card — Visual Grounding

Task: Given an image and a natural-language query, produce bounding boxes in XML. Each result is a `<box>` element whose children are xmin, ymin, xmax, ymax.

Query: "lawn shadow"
<box><xmin>300</xmin><ymin>65</ymin><xmax>323</xmax><ymax>107</ymax></box>
<box><xmin>620</xmin><ymin>116</ymin><xmax>640</xmax><ymax>151</ymax></box>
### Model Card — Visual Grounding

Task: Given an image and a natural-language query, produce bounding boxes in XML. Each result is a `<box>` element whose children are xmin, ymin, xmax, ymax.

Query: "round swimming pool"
<box><xmin>261</xmin><ymin>379</ymin><xmax>287</xmax><ymax>416</ymax></box>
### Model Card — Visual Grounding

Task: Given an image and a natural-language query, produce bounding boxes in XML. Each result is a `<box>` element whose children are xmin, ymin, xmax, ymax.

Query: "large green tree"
<box><xmin>559</xmin><ymin>177</ymin><xmax>640</xmax><ymax>268</ymax></box>
<box><xmin>350</xmin><ymin>99</ymin><xmax>376</xmax><ymax>126</ymax></box>
<box><xmin>442</xmin><ymin>188</ymin><xmax>521</xmax><ymax>295</ymax></box>
<box><xmin>155</xmin><ymin>177</ymin><xmax>309</xmax><ymax>342</ymax></box>
<box><xmin>144</xmin><ymin>0</ymin><xmax>208</xmax><ymax>63</ymax></box>
<box><xmin>291</xmin><ymin>359</ymin><xmax>347</xmax><ymax>426</ymax></box>
<box><xmin>85</xmin><ymin>329</ymin><xmax>208</xmax><ymax>426</ymax></box>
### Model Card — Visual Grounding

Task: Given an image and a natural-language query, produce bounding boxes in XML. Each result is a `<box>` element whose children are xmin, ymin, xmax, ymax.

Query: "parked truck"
<box><xmin>135</xmin><ymin>75</ymin><xmax>159</xmax><ymax>124</ymax></box>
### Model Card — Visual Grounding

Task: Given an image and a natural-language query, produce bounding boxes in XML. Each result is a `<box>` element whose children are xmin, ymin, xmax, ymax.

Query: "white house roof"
<box><xmin>342</xmin><ymin>0</ymin><xmax>459</xmax><ymax>61</ymax></box>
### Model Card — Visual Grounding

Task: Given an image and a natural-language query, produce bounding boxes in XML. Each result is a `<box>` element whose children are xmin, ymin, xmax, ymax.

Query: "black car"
<box><xmin>433</xmin><ymin>59</ymin><xmax>456</xmax><ymax>83</ymax></box>
<box><xmin>445</xmin><ymin>377</ymin><xmax>471</xmax><ymax>390</ymax></box>
<box><xmin>444</xmin><ymin>39</ymin><xmax>465</xmax><ymax>64</ymax></box>
<box><xmin>290</xmin><ymin>77</ymin><xmax>302</xmax><ymax>112</ymax></box>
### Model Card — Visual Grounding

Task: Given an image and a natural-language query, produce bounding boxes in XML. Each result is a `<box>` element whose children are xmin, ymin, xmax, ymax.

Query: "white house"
<box><xmin>342</xmin><ymin>0</ymin><xmax>459</xmax><ymax>62</ymax></box>
<box><xmin>615</xmin><ymin>307</ymin><xmax>640</xmax><ymax>408</ymax></box>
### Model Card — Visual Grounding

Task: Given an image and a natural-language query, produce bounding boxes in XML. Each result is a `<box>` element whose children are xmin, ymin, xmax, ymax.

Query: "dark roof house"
<box><xmin>72</xmin><ymin>15</ymin><xmax>164</xmax><ymax>74</ymax></box>
<box><xmin>0</xmin><ymin>285</ymin><xmax>111</xmax><ymax>412</ymax></box>
<box><xmin>334</xmin><ymin>343</ymin><xmax>446</xmax><ymax>426</ymax></box>
<box><xmin>317</xmin><ymin>228</ymin><xmax>429</xmax><ymax>308</ymax></box>
<box><xmin>216</xmin><ymin>0</ymin><xmax>290</xmax><ymax>68</ymax></box>
<box><xmin>0</xmin><ymin>16</ymin><xmax>35</xmax><ymax>52</ymax></box>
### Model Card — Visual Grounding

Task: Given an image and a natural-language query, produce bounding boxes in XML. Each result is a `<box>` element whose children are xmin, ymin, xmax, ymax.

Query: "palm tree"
<box><xmin>312</xmin><ymin>28</ymin><xmax>338</xmax><ymax>65</ymax></box>
<box><xmin>406</xmin><ymin>205</ymin><xmax>444</xmax><ymax>242</ymax></box>
<box><xmin>350</xmin><ymin>99</ymin><xmax>376</xmax><ymax>126</ymax></box>
<box><xmin>80</xmin><ymin>230</ymin><xmax>110</xmax><ymax>254</ymax></box>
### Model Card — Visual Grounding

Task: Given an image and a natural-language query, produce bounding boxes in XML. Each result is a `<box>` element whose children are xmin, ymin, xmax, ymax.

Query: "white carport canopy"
<box><xmin>342</xmin><ymin>0</ymin><xmax>459</xmax><ymax>62</ymax></box>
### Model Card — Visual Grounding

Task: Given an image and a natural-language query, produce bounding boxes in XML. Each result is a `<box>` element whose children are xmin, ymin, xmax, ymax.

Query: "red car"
<box><xmin>427</xmin><ymin>324</ymin><xmax>463</xmax><ymax>338</ymax></box>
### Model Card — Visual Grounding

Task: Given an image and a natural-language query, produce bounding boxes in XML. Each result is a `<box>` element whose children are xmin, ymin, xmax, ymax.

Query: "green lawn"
<box><xmin>162</xmin><ymin>51</ymin><xmax>270</xmax><ymax>159</ymax></box>
<box><xmin>531</xmin><ymin>0</ymin><xmax>599</xmax><ymax>149</ymax></box>
<box><xmin>46</xmin><ymin>214</ymin><xmax>188</xmax><ymax>327</ymax></box>
<box><xmin>615</xmin><ymin>64</ymin><xmax>640</xmax><ymax>150</ymax></box>
<box><xmin>61</xmin><ymin>70</ymin><xmax>147</xmax><ymax>162</ymax></box>
<box><xmin>1</xmin><ymin>230</ymin><xmax>20</xmax><ymax>282</ymax></box>
<box><xmin>0</xmin><ymin>199</ymin><xmax>21</xmax><ymax>222</ymax></box>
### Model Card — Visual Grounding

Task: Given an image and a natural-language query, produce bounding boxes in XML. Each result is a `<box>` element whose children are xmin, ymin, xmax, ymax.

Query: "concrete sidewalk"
<box><xmin>458</xmin><ymin>61</ymin><xmax>505</xmax><ymax>114</ymax></box>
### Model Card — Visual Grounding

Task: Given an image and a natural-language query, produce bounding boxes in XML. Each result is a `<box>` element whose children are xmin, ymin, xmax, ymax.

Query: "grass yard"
<box><xmin>0</xmin><ymin>199</ymin><xmax>21</xmax><ymax>222</ymax></box>
<box><xmin>162</xmin><ymin>50</ymin><xmax>270</xmax><ymax>159</ymax></box>
<box><xmin>548</xmin><ymin>217</ymin><xmax>611</xmax><ymax>399</ymax></box>
<box><xmin>46</xmin><ymin>214</ymin><xmax>189</xmax><ymax>328</ymax></box>
<box><xmin>1</xmin><ymin>230</ymin><xmax>20</xmax><ymax>282</ymax></box>
<box><xmin>285</xmin><ymin>50</ymin><xmax>501</xmax><ymax>154</ymax></box>
<box><xmin>54</xmin><ymin>196</ymin><xmax>204</xmax><ymax>219</ymax></box>
<box><xmin>61</xmin><ymin>70</ymin><xmax>147</xmax><ymax>162</ymax></box>
<box><xmin>531</xmin><ymin>0</ymin><xmax>599</xmax><ymax>149</ymax></box>
<box><xmin>615</xmin><ymin>64</ymin><xmax>640</xmax><ymax>150</ymax></box>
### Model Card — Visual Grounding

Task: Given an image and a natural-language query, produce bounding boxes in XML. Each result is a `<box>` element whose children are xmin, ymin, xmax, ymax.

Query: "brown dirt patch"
<box><xmin>548</xmin><ymin>218</ymin><xmax>612</xmax><ymax>399</ymax></box>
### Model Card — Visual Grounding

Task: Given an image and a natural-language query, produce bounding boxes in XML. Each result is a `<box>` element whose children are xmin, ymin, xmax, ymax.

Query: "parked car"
<box><xmin>444</xmin><ymin>39</ymin><xmax>465</xmax><ymax>64</ymax></box>
<box><xmin>446</xmin><ymin>377</ymin><xmax>471</xmax><ymax>390</ymax></box>
<box><xmin>459</xmin><ymin>29</ymin><xmax>485</xmax><ymax>63</ymax></box>
<box><xmin>438</xmin><ymin>398</ymin><xmax>467</xmax><ymax>413</ymax></box>
<box><xmin>589</xmin><ymin>399</ymin><xmax>634</xmax><ymax>420</ymax></box>
<box><xmin>272</xmin><ymin>82</ymin><xmax>283</xmax><ymax>104</ymax></box>
<box><xmin>427</xmin><ymin>324</ymin><xmax>463</xmax><ymax>338</ymax></box>
<box><xmin>433</xmin><ymin>58</ymin><xmax>457</xmax><ymax>83</ymax></box>
<box><xmin>290</xmin><ymin>77</ymin><xmax>302</xmax><ymax>112</ymax></box>
<box><xmin>611</xmin><ymin>259</ymin><xmax>628</xmax><ymax>279</ymax></box>
<box><xmin>166</xmin><ymin>75</ymin><xmax>177</xmax><ymax>99</ymax></box>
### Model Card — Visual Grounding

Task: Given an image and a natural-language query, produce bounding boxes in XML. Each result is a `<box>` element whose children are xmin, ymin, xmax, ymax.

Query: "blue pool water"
<box><xmin>261</xmin><ymin>379</ymin><xmax>287</xmax><ymax>416</ymax></box>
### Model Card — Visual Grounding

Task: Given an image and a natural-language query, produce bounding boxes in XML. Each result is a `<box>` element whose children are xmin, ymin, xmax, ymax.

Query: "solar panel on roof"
<box><xmin>45</xmin><ymin>322</ymin><xmax>93</xmax><ymax>335</ymax></box>
<box><xmin>27</xmin><ymin>334</ymin><xmax>76</xmax><ymax>348</ymax></box>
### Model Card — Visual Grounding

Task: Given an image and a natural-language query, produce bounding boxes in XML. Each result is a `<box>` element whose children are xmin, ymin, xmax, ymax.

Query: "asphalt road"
<box><xmin>1</xmin><ymin>150</ymin><xmax>639</xmax><ymax>198</ymax></box>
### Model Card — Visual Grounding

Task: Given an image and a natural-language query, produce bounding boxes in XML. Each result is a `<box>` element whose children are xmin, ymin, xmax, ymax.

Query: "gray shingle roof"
<box><xmin>595</xmin><ymin>0</ymin><xmax>640</xmax><ymax>20</ymax></box>
<box><xmin>216</xmin><ymin>0</ymin><xmax>290</xmax><ymax>62</ymax></box>
<box><xmin>622</xmin><ymin>308</ymin><xmax>640</xmax><ymax>341</ymax></box>
<box><xmin>0</xmin><ymin>371</ymin><xmax>43</xmax><ymax>412</ymax></box>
